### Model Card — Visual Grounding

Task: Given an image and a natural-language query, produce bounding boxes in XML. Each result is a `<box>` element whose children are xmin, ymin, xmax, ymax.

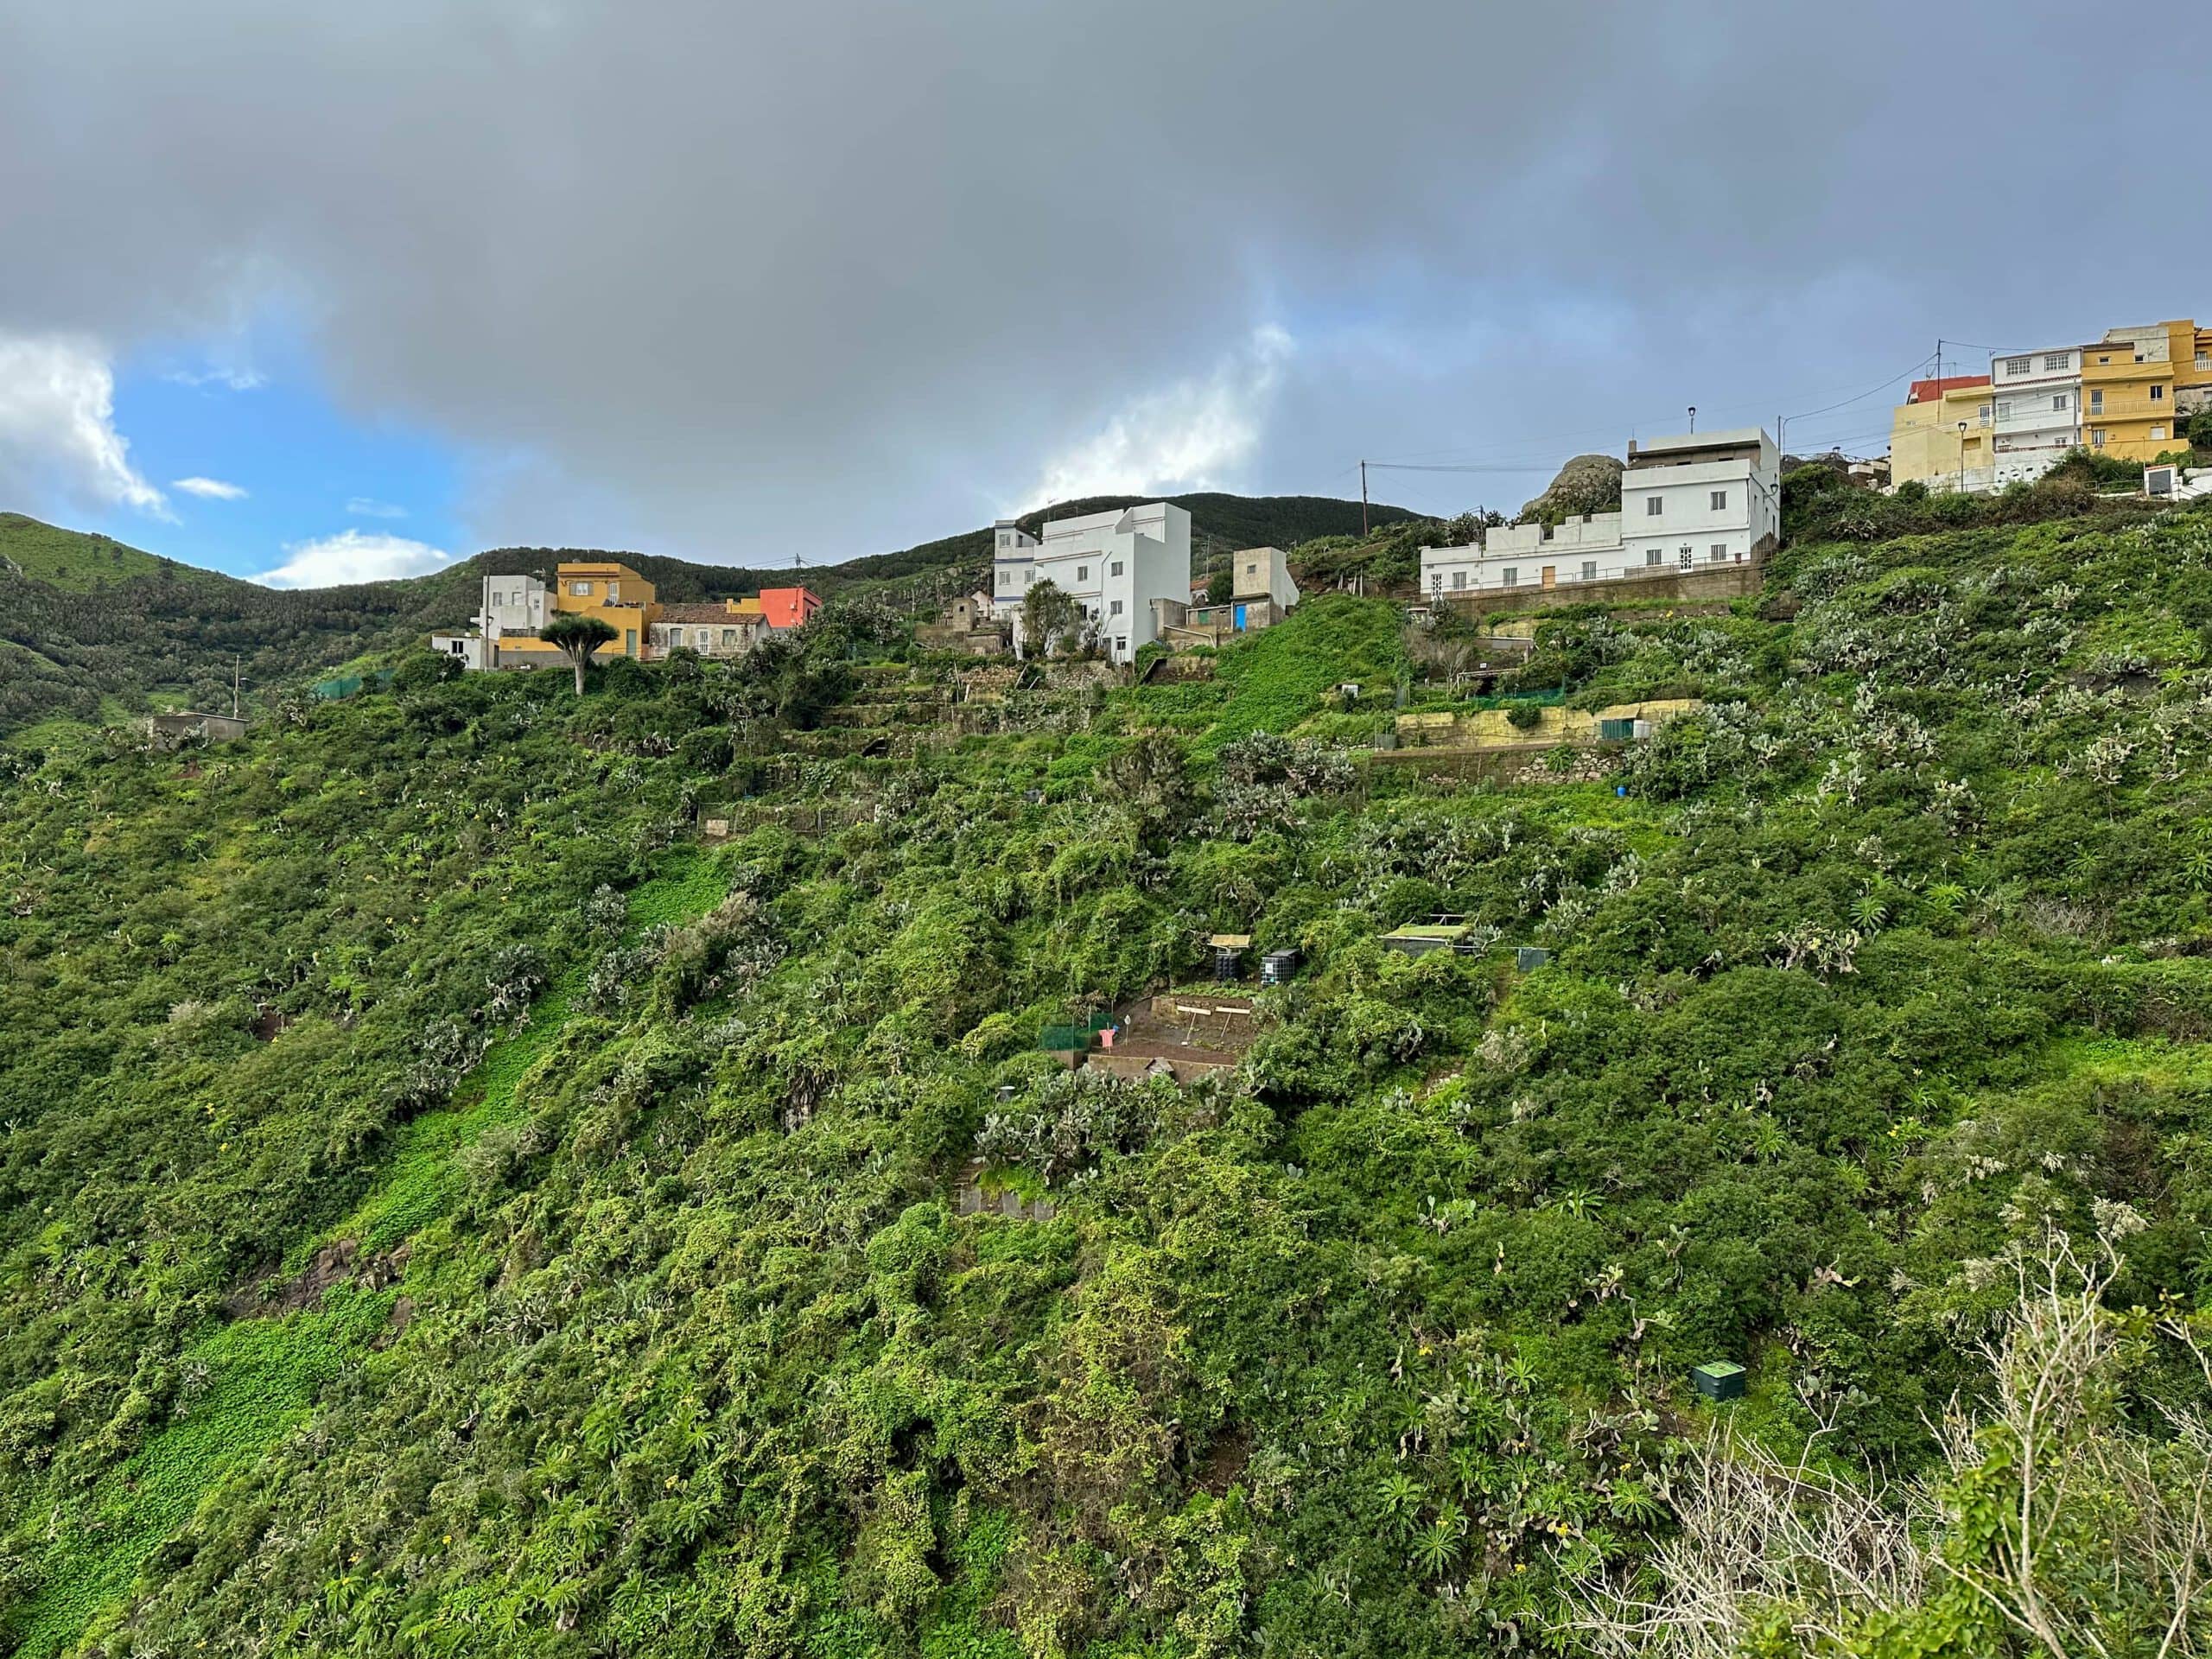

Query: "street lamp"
<box><xmin>1957</xmin><ymin>421</ymin><xmax>1968</xmax><ymax>494</ymax></box>
<box><xmin>1688</xmin><ymin>405</ymin><xmax>1697</xmax><ymax>434</ymax></box>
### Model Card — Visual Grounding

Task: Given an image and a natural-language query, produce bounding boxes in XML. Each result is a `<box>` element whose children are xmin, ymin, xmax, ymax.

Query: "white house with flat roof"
<box><xmin>1619</xmin><ymin>428</ymin><xmax>1780</xmax><ymax>572</ymax></box>
<box><xmin>1419</xmin><ymin>427</ymin><xmax>1779</xmax><ymax>600</ymax></box>
<box><xmin>1991</xmin><ymin>346</ymin><xmax>2082</xmax><ymax>487</ymax></box>
<box><xmin>996</xmin><ymin>502</ymin><xmax>1191</xmax><ymax>664</ymax></box>
<box><xmin>432</xmin><ymin>572</ymin><xmax>549</xmax><ymax>670</ymax></box>
<box><xmin>1421</xmin><ymin>512</ymin><xmax>1628</xmax><ymax>599</ymax></box>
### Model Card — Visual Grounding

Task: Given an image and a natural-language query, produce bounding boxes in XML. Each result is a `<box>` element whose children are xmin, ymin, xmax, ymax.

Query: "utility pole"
<box><xmin>1360</xmin><ymin>461</ymin><xmax>1369</xmax><ymax>537</ymax></box>
<box><xmin>232</xmin><ymin>654</ymin><xmax>241</xmax><ymax>719</ymax></box>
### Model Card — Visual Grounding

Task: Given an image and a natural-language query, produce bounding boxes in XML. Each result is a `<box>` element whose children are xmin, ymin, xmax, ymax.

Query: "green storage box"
<box><xmin>1692</xmin><ymin>1360</ymin><xmax>1746</xmax><ymax>1402</ymax></box>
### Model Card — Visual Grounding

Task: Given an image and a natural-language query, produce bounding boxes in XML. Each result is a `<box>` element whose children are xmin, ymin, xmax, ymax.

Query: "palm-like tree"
<box><xmin>540</xmin><ymin>613</ymin><xmax>619</xmax><ymax>696</ymax></box>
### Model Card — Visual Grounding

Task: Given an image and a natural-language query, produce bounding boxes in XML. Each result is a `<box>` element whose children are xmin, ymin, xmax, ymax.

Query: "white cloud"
<box><xmin>345</xmin><ymin>496</ymin><xmax>408</xmax><ymax>519</ymax></box>
<box><xmin>253</xmin><ymin>529</ymin><xmax>453</xmax><ymax>588</ymax></box>
<box><xmin>174</xmin><ymin>475</ymin><xmax>247</xmax><ymax>499</ymax></box>
<box><xmin>1028</xmin><ymin>326</ymin><xmax>1294</xmax><ymax>506</ymax></box>
<box><xmin>164</xmin><ymin>364</ymin><xmax>267</xmax><ymax>391</ymax></box>
<box><xmin>0</xmin><ymin>332</ymin><xmax>169</xmax><ymax>517</ymax></box>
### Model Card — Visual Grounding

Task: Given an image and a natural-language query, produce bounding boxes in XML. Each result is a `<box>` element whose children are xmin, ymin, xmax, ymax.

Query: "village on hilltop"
<box><xmin>419</xmin><ymin>314</ymin><xmax>2212</xmax><ymax>680</ymax></box>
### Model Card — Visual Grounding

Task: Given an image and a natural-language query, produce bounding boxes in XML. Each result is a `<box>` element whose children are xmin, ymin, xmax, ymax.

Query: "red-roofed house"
<box><xmin>1904</xmin><ymin>374</ymin><xmax>1992</xmax><ymax>404</ymax></box>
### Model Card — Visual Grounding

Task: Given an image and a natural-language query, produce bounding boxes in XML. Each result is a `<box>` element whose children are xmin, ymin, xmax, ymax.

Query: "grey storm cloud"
<box><xmin>2</xmin><ymin>1</ymin><xmax>2202</xmax><ymax>558</ymax></box>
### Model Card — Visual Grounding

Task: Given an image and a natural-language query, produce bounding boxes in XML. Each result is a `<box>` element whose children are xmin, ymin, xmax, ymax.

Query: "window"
<box><xmin>997</xmin><ymin>532</ymin><xmax>1008</xmax><ymax>548</ymax></box>
<box><xmin>2093</xmin><ymin>429</ymin><xmax>2107</xmax><ymax>448</ymax></box>
<box><xmin>1711</xmin><ymin>543</ymin><xmax>1728</xmax><ymax>562</ymax></box>
<box><xmin>1114</xmin><ymin>639</ymin><xmax>1126</xmax><ymax>656</ymax></box>
<box><xmin>2090</xmin><ymin>389</ymin><xmax>2105</xmax><ymax>412</ymax></box>
<box><xmin>2199</xmin><ymin>353</ymin><xmax>2211</xmax><ymax>372</ymax></box>
<box><xmin>1244</xmin><ymin>561</ymin><xmax>1257</xmax><ymax>575</ymax></box>
<box><xmin>2005</xmin><ymin>354</ymin><xmax>2032</xmax><ymax>374</ymax></box>
<box><xmin>1978</xmin><ymin>404</ymin><xmax>1991</xmax><ymax>422</ymax></box>
<box><xmin>2044</xmin><ymin>353</ymin><xmax>2069</xmax><ymax>372</ymax></box>
<box><xmin>1645</xmin><ymin>550</ymin><xmax>1662</xmax><ymax>567</ymax></box>
<box><xmin>2152</xmin><ymin>425</ymin><xmax>2166</xmax><ymax>442</ymax></box>
<box><xmin>2053</xmin><ymin>393</ymin><xmax>2070</xmax><ymax>411</ymax></box>
<box><xmin>1110</xmin><ymin>560</ymin><xmax>1124</xmax><ymax>576</ymax></box>
<box><xmin>1502</xmin><ymin>568</ymin><xmax>1518</xmax><ymax>588</ymax></box>
<box><xmin>1710</xmin><ymin>489</ymin><xmax>1727</xmax><ymax>510</ymax></box>
<box><xmin>1678</xmin><ymin>547</ymin><xmax>1693</xmax><ymax>569</ymax></box>
<box><xmin>1997</xmin><ymin>400</ymin><xmax>2012</xmax><ymax>419</ymax></box>
<box><xmin>1076</xmin><ymin>565</ymin><xmax>1088</xmax><ymax>582</ymax></box>
<box><xmin>569</xmin><ymin>581</ymin><xmax>591</xmax><ymax>596</ymax></box>
<box><xmin>1109</xmin><ymin>599</ymin><xmax>1123</xmax><ymax>616</ymax></box>
<box><xmin>1646</xmin><ymin>496</ymin><xmax>1663</xmax><ymax>516</ymax></box>
<box><xmin>2151</xmin><ymin>384</ymin><xmax>2165</xmax><ymax>402</ymax></box>
<box><xmin>1451</xmin><ymin>570</ymin><xmax>1466</xmax><ymax>590</ymax></box>
<box><xmin>721</xmin><ymin>629</ymin><xmax>738</xmax><ymax>646</ymax></box>
<box><xmin>1540</xmin><ymin>523</ymin><xmax>1554</xmax><ymax>541</ymax></box>
<box><xmin>1430</xmin><ymin>572</ymin><xmax>1443</xmax><ymax>592</ymax></box>
<box><xmin>2097</xmin><ymin>353</ymin><xmax>2111</xmax><ymax>365</ymax></box>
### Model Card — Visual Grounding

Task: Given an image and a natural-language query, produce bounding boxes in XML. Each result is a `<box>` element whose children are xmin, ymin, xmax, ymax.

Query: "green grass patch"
<box><xmin>11</xmin><ymin>1287</ymin><xmax>394</xmax><ymax>1657</ymax></box>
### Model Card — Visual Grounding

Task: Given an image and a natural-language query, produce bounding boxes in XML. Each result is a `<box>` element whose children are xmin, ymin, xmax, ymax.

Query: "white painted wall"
<box><xmin>1618</xmin><ymin>429</ymin><xmax>1778</xmax><ymax>569</ymax></box>
<box><xmin>1007</xmin><ymin>502</ymin><xmax>1191</xmax><ymax>663</ymax></box>
<box><xmin>479</xmin><ymin>574</ymin><xmax>547</xmax><ymax>640</ymax></box>
<box><xmin>1990</xmin><ymin>346</ymin><xmax>2081</xmax><ymax>487</ymax></box>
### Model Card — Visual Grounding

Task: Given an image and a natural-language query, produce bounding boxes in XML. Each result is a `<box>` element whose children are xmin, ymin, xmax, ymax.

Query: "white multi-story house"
<box><xmin>1421</xmin><ymin>512</ymin><xmax>1627</xmax><ymax>598</ymax></box>
<box><xmin>996</xmin><ymin>502</ymin><xmax>1192</xmax><ymax>664</ymax></box>
<box><xmin>1419</xmin><ymin>427</ymin><xmax>1778</xmax><ymax>601</ymax></box>
<box><xmin>1990</xmin><ymin>346</ymin><xmax>2082</xmax><ymax>486</ymax></box>
<box><xmin>433</xmin><ymin>573</ymin><xmax>548</xmax><ymax>669</ymax></box>
<box><xmin>1619</xmin><ymin>428</ymin><xmax>1780</xmax><ymax>571</ymax></box>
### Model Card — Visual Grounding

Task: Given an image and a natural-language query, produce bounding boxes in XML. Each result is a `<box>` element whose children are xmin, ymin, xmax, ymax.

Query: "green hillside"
<box><xmin>7</xmin><ymin>493</ymin><xmax>2212</xmax><ymax>1654</ymax></box>
<box><xmin>0</xmin><ymin>513</ymin><xmax>181</xmax><ymax>591</ymax></box>
<box><xmin>0</xmin><ymin>494</ymin><xmax>1415</xmax><ymax>739</ymax></box>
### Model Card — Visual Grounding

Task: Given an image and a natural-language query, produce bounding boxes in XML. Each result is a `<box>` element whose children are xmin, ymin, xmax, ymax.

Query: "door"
<box><xmin>1232</xmin><ymin>603</ymin><xmax>1247</xmax><ymax>631</ymax></box>
<box><xmin>1541</xmin><ymin>566</ymin><xmax>1556</xmax><ymax>588</ymax></box>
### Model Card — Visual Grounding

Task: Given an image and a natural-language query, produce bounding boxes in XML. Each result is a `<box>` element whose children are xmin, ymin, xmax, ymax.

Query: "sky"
<box><xmin>1</xmin><ymin>1</ymin><xmax>2206</xmax><ymax>586</ymax></box>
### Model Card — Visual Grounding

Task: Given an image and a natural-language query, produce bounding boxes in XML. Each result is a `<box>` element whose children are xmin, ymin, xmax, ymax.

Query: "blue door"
<box><xmin>1233</xmin><ymin>603</ymin><xmax>1248</xmax><ymax>630</ymax></box>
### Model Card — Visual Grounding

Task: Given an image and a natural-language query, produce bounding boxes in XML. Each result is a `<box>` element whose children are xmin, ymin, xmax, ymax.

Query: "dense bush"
<box><xmin>3</xmin><ymin>499</ymin><xmax>2212</xmax><ymax>1656</ymax></box>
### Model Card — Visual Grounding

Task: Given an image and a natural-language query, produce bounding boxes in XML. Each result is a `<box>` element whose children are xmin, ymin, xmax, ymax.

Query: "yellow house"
<box><xmin>495</xmin><ymin>561</ymin><xmax>660</xmax><ymax>664</ymax></box>
<box><xmin>2082</xmin><ymin>321</ymin><xmax>2205</xmax><ymax>462</ymax></box>
<box><xmin>1889</xmin><ymin>375</ymin><xmax>1995</xmax><ymax>491</ymax></box>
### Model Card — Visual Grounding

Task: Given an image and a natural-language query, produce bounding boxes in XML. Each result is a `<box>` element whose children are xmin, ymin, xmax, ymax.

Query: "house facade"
<box><xmin>1417</xmin><ymin>428</ymin><xmax>1777</xmax><ymax>601</ymax></box>
<box><xmin>1421</xmin><ymin>512</ymin><xmax>1629</xmax><ymax>598</ymax></box>
<box><xmin>2082</xmin><ymin>322</ymin><xmax>2206</xmax><ymax>461</ymax></box>
<box><xmin>649</xmin><ymin>601</ymin><xmax>772</xmax><ymax>658</ymax></box>
<box><xmin>1990</xmin><ymin>346</ymin><xmax>2082</xmax><ymax>486</ymax></box>
<box><xmin>1619</xmin><ymin>428</ymin><xmax>1781</xmax><ymax>569</ymax></box>
<box><xmin>988</xmin><ymin>519</ymin><xmax>1040</xmax><ymax>613</ymax></box>
<box><xmin>1889</xmin><ymin>376</ymin><xmax>1995</xmax><ymax>493</ymax></box>
<box><xmin>997</xmin><ymin>502</ymin><xmax>1191</xmax><ymax>664</ymax></box>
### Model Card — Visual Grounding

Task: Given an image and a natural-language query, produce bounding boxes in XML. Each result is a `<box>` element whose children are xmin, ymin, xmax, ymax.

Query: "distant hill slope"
<box><xmin>0</xmin><ymin>493</ymin><xmax>1414</xmax><ymax>739</ymax></box>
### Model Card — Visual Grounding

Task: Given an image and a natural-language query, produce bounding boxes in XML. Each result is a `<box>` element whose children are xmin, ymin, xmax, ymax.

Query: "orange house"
<box><xmin>756</xmin><ymin>586</ymin><xmax>823</xmax><ymax>629</ymax></box>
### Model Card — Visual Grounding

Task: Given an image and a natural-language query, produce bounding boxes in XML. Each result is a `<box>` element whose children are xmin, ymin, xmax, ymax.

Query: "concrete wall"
<box><xmin>1434</xmin><ymin>558</ymin><xmax>1763</xmax><ymax>618</ymax></box>
<box><xmin>1394</xmin><ymin>696</ymin><xmax>1701</xmax><ymax>751</ymax></box>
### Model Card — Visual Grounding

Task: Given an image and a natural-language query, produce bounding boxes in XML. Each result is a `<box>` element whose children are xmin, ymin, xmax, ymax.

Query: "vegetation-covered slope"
<box><xmin>7</xmin><ymin>502</ymin><xmax>2212</xmax><ymax>1656</ymax></box>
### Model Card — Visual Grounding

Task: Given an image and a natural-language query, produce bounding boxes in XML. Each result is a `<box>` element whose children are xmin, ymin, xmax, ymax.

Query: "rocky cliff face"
<box><xmin>1519</xmin><ymin>452</ymin><xmax>1624</xmax><ymax>522</ymax></box>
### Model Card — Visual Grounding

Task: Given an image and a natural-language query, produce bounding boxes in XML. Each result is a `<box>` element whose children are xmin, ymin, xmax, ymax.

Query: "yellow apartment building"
<box><xmin>2082</xmin><ymin>321</ymin><xmax>2208</xmax><ymax>461</ymax></box>
<box><xmin>1890</xmin><ymin>374</ymin><xmax>1995</xmax><ymax>491</ymax></box>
